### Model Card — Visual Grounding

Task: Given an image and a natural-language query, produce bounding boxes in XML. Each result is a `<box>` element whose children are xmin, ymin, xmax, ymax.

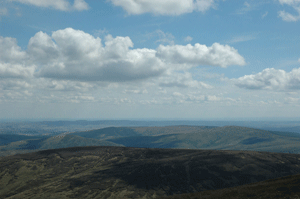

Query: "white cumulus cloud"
<box><xmin>233</xmin><ymin>68</ymin><xmax>300</xmax><ymax>91</ymax></box>
<box><xmin>0</xmin><ymin>28</ymin><xmax>245</xmax><ymax>94</ymax></box>
<box><xmin>28</xmin><ymin>31</ymin><xmax>59</xmax><ymax>64</ymax></box>
<box><xmin>73</xmin><ymin>0</ymin><xmax>89</xmax><ymax>11</ymax></box>
<box><xmin>0</xmin><ymin>36</ymin><xmax>34</xmax><ymax>80</ymax></box>
<box><xmin>34</xmin><ymin>28</ymin><xmax>166</xmax><ymax>82</ymax></box>
<box><xmin>23</xmin><ymin>28</ymin><xmax>245</xmax><ymax>83</ymax></box>
<box><xmin>0</xmin><ymin>63</ymin><xmax>35</xmax><ymax>79</ymax></box>
<box><xmin>158</xmin><ymin>72</ymin><xmax>212</xmax><ymax>88</ymax></box>
<box><xmin>109</xmin><ymin>0</ymin><xmax>215</xmax><ymax>15</ymax></box>
<box><xmin>156</xmin><ymin>43</ymin><xmax>246</xmax><ymax>68</ymax></box>
<box><xmin>0</xmin><ymin>36</ymin><xmax>27</xmax><ymax>63</ymax></box>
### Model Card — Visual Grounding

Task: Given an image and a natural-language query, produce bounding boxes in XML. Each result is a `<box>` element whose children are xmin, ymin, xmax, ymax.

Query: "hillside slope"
<box><xmin>1</xmin><ymin>146</ymin><xmax>300</xmax><ymax>199</ymax></box>
<box><xmin>161</xmin><ymin>173</ymin><xmax>300</xmax><ymax>199</ymax></box>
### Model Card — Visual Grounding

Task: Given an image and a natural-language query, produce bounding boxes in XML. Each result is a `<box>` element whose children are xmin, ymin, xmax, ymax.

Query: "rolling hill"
<box><xmin>0</xmin><ymin>134</ymin><xmax>49</xmax><ymax>146</ymax></box>
<box><xmin>107</xmin><ymin>126</ymin><xmax>300</xmax><ymax>153</ymax></box>
<box><xmin>0</xmin><ymin>134</ymin><xmax>123</xmax><ymax>157</ymax></box>
<box><xmin>71</xmin><ymin>127</ymin><xmax>140</xmax><ymax>139</ymax></box>
<box><xmin>1</xmin><ymin>125</ymin><xmax>300</xmax><ymax>157</ymax></box>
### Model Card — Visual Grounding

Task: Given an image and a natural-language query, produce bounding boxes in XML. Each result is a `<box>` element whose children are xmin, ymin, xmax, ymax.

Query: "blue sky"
<box><xmin>0</xmin><ymin>0</ymin><xmax>300</xmax><ymax>120</ymax></box>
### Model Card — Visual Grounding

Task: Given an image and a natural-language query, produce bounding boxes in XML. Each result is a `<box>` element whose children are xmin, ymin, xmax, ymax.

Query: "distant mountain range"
<box><xmin>2</xmin><ymin>120</ymin><xmax>300</xmax><ymax>136</ymax></box>
<box><xmin>1</xmin><ymin>125</ymin><xmax>300</xmax><ymax>156</ymax></box>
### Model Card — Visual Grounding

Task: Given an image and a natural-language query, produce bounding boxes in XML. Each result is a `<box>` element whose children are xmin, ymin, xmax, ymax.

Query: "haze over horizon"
<box><xmin>1</xmin><ymin>0</ymin><xmax>300</xmax><ymax>120</ymax></box>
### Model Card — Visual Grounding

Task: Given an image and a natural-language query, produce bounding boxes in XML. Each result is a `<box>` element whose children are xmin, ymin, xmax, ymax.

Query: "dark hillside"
<box><xmin>160</xmin><ymin>173</ymin><xmax>300</xmax><ymax>199</ymax></box>
<box><xmin>1</xmin><ymin>146</ymin><xmax>300</xmax><ymax>198</ymax></box>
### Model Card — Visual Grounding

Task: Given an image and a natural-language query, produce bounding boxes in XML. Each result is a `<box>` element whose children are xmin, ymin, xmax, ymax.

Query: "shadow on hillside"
<box><xmin>64</xmin><ymin>148</ymin><xmax>300</xmax><ymax>195</ymax></box>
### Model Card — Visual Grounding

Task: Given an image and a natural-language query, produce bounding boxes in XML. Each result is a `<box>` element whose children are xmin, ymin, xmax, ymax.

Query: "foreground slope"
<box><xmin>161</xmin><ymin>174</ymin><xmax>300</xmax><ymax>199</ymax></box>
<box><xmin>1</xmin><ymin>146</ymin><xmax>300</xmax><ymax>199</ymax></box>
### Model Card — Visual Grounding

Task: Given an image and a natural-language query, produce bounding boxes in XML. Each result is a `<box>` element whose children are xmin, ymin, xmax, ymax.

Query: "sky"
<box><xmin>0</xmin><ymin>0</ymin><xmax>300</xmax><ymax>120</ymax></box>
